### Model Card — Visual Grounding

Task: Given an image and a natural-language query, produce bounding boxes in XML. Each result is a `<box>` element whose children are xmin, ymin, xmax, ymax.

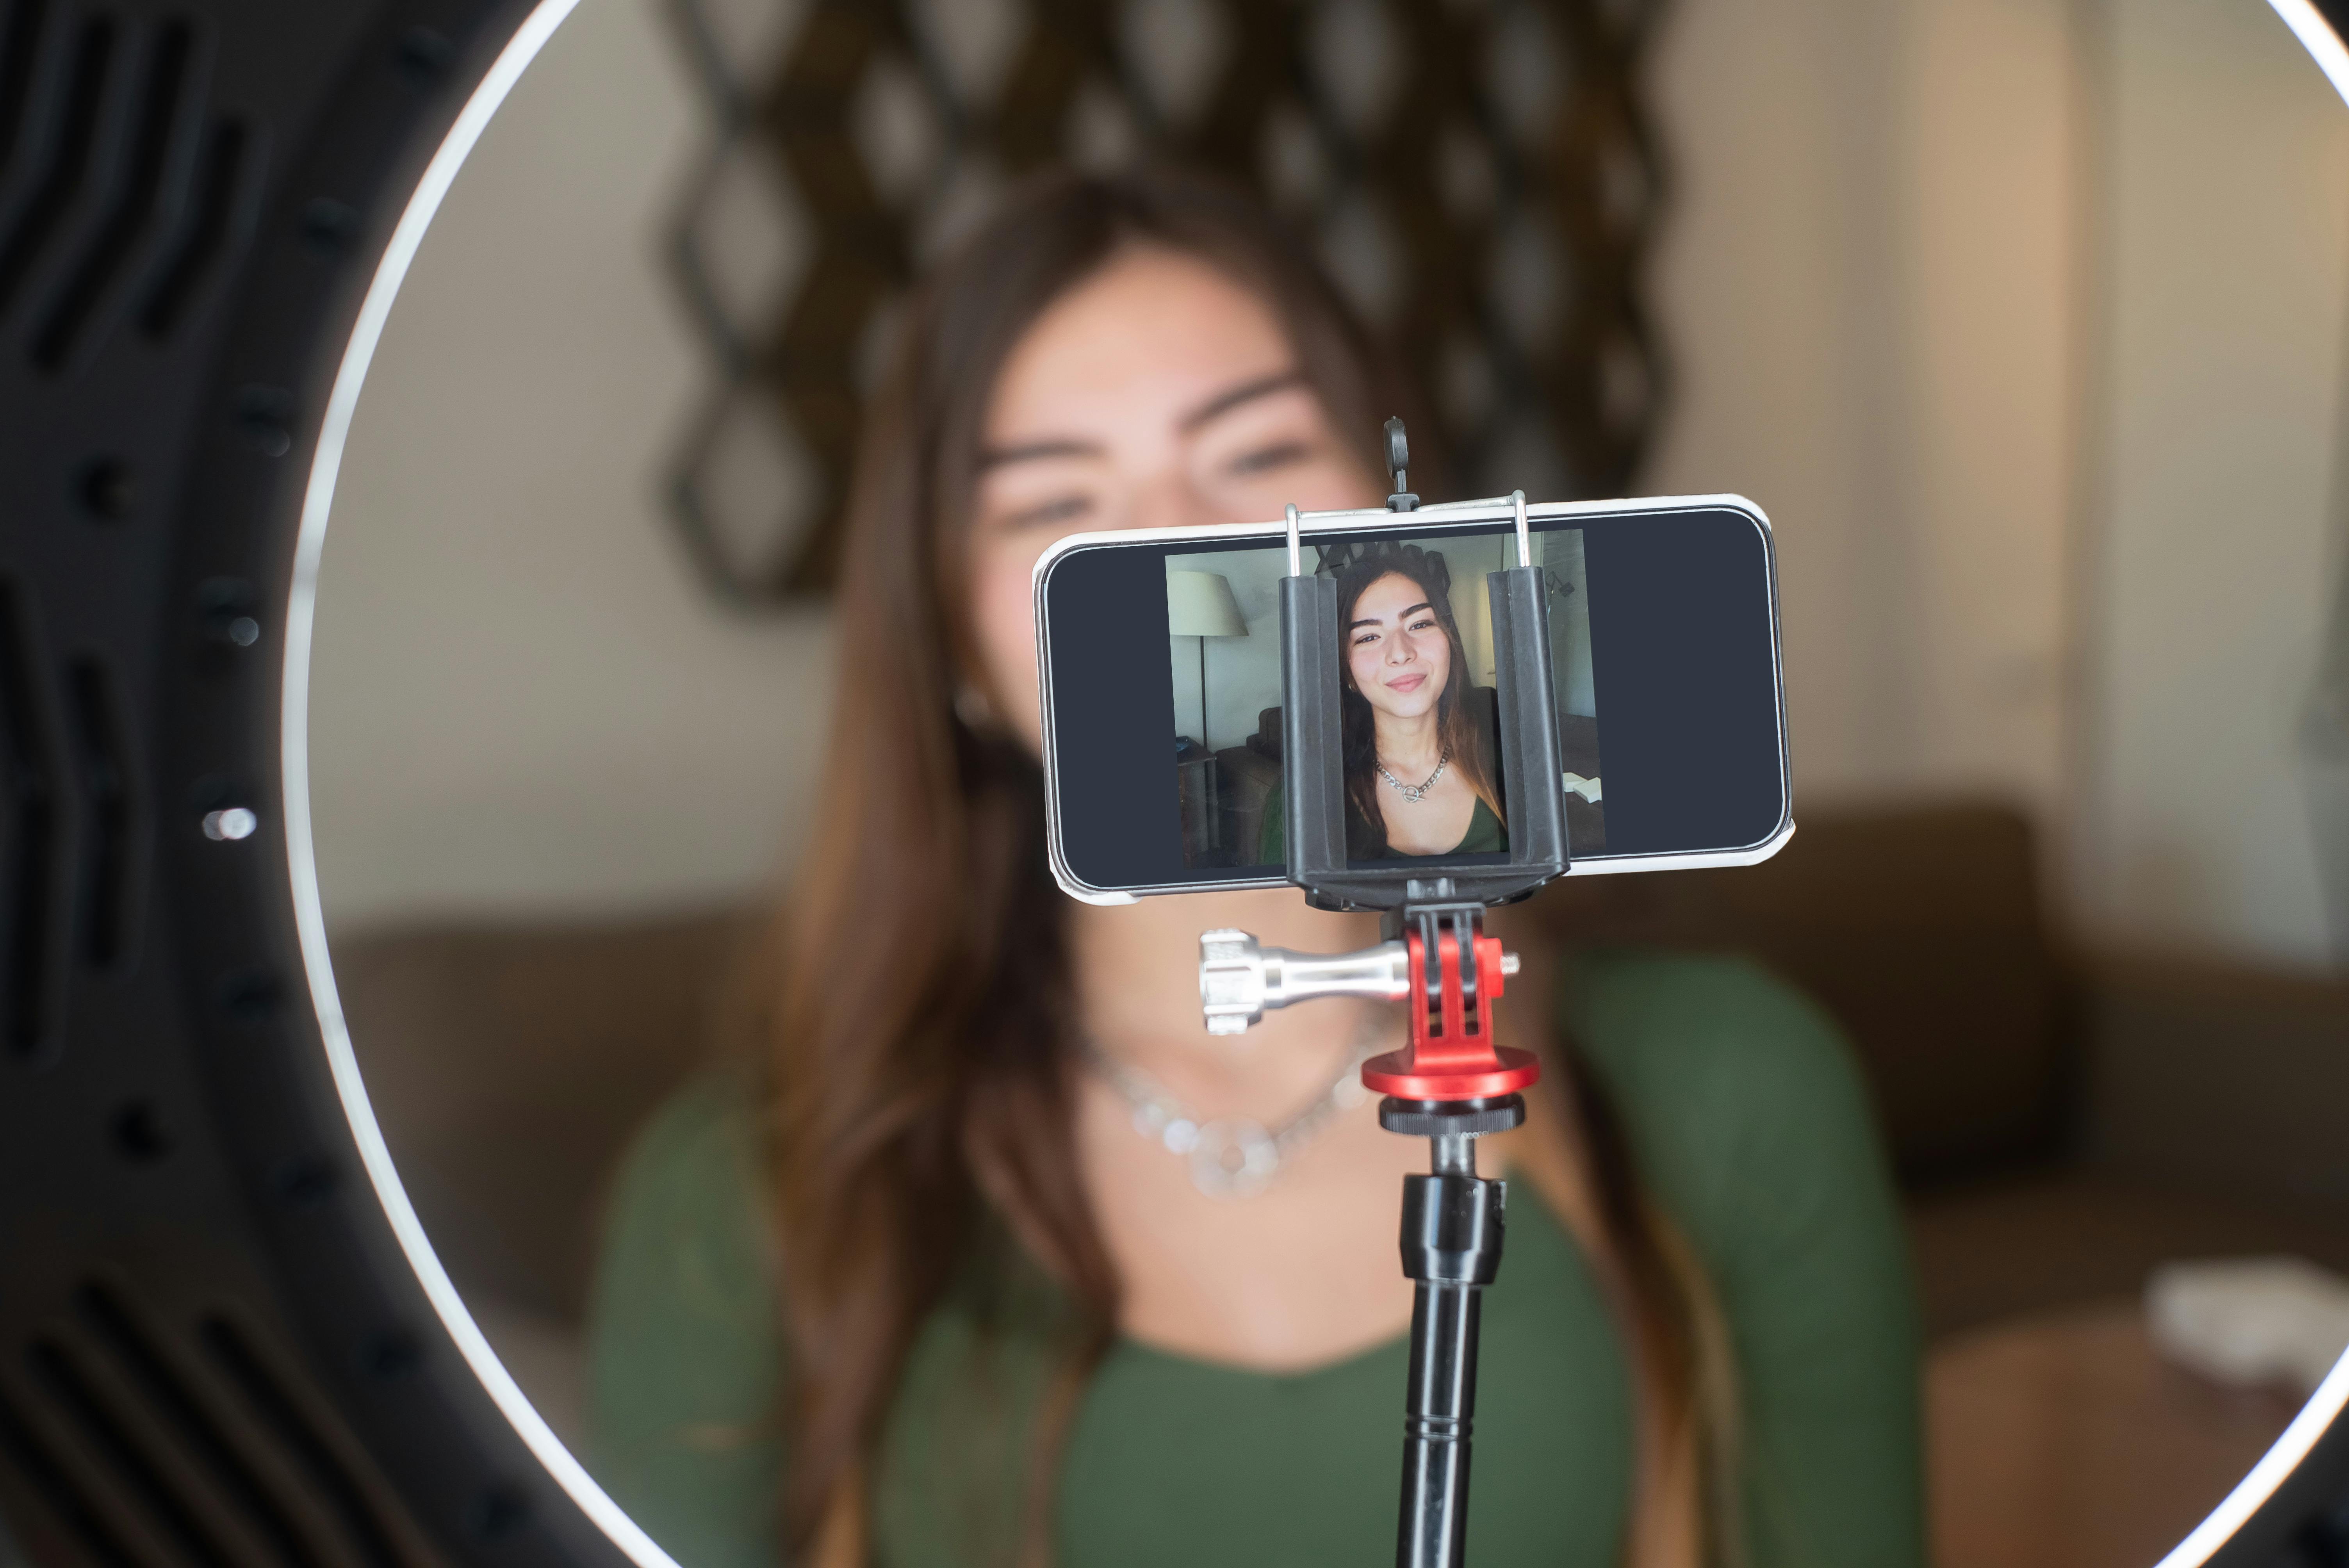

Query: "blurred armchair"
<box><xmin>1214</xmin><ymin>706</ymin><xmax>1286</xmax><ymax>865</ymax></box>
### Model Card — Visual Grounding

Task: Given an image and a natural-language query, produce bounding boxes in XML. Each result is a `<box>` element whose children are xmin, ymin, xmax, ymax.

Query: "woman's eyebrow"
<box><xmin>977</xmin><ymin>436</ymin><xmax>1101</xmax><ymax>470</ymax></box>
<box><xmin>1180</xmin><ymin>368</ymin><xmax>1307</xmax><ymax>431</ymax></box>
<box><xmin>1349</xmin><ymin>600</ymin><xmax>1434</xmax><ymax>629</ymax></box>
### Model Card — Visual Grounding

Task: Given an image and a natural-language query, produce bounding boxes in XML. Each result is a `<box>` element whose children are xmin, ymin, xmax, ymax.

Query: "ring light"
<box><xmin>1</xmin><ymin>1</ymin><xmax>663</xmax><ymax>1561</ymax></box>
<box><xmin>0</xmin><ymin>1</ymin><xmax>2344</xmax><ymax>1564</ymax></box>
<box><xmin>2269</xmin><ymin>0</ymin><xmax>2349</xmax><ymax>104</ymax></box>
<box><xmin>277</xmin><ymin>2</ymin><xmax>669</xmax><ymax>1564</ymax></box>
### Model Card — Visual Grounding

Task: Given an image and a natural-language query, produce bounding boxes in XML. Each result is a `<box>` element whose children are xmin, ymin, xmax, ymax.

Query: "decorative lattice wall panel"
<box><xmin>661</xmin><ymin>0</ymin><xmax>1669</xmax><ymax>602</ymax></box>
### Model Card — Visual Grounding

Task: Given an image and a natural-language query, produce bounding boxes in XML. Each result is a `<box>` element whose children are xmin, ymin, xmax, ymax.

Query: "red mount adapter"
<box><xmin>1360</xmin><ymin>913</ymin><xmax>1541</xmax><ymax>1101</ymax></box>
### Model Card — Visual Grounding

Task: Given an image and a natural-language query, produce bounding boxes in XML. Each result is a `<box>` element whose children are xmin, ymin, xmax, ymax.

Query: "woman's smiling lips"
<box><xmin>1385</xmin><ymin>672</ymin><xmax>1427</xmax><ymax>694</ymax></box>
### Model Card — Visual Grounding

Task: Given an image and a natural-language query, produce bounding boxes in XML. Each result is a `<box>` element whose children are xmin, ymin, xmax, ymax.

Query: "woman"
<box><xmin>1260</xmin><ymin>540</ymin><xmax>1510</xmax><ymax>862</ymax></box>
<box><xmin>586</xmin><ymin>168</ymin><xmax>1923</xmax><ymax>1568</ymax></box>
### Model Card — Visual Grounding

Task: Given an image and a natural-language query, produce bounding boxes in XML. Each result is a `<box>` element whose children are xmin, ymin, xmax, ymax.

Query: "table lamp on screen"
<box><xmin>1167</xmin><ymin>569</ymin><xmax>1248</xmax><ymax>748</ymax></box>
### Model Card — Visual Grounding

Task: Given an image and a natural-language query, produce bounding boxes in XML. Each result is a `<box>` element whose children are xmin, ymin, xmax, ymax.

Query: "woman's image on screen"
<box><xmin>1166</xmin><ymin>529</ymin><xmax>1606</xmax><ymax>868</ymax></box>
<box><xmin>1311</xmin><ymin>540</ymin><xmax>1506</xmax><ymax>861</ymax></box>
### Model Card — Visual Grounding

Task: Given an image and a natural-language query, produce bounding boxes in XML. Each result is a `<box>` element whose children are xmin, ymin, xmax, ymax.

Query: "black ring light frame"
<box><xmin>2</xmin><ymin>1</ymin><xmax>2348</xmax><ymax>1564</ymax></box>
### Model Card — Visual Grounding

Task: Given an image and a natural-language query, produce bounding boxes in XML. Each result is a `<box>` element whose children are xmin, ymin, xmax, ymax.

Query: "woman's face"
<box><xmin>965</xmin><ymin>245</ymin><xmax>1382</xmax><ymax>750</ymax></box>
<box><xmin>1345</xmin><ymin>571</ymin><xmax>1451</xmax><ymax>723</ymax></box>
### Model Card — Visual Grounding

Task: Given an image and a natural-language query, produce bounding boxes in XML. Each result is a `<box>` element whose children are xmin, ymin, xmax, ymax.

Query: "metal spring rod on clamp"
<box><xmin>1199</xmin><ymin>427</ymin><xmax>1568</xmax><ymax>1568</ymax></box>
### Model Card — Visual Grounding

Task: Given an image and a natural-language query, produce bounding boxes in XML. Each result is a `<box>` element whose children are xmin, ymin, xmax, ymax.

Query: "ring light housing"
<box><xmin>0</xmin><ymin>0</ymin><xmax>662</xmax><ymax>1561</ymax></box>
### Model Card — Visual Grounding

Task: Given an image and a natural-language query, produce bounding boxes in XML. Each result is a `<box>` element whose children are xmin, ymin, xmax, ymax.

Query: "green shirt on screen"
<box><xmin>1256</xmin><ymin>788</ymin><xmax>1506</xmax><ymax>864</ymax></box>
<box><xmin>583</xmin><ymin>951</ymin><xmax>1925</xmax><ymax>1568</ymax></box>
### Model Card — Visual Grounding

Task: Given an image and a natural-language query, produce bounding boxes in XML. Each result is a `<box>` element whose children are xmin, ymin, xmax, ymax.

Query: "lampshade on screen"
<box><xmin>1168</xmin><ymin>570</ymin><xmax>1249</xmax><ymax>636</ymax></box>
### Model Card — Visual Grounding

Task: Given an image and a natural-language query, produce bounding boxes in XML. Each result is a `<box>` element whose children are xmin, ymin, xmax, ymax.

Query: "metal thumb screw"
<box><xmin>1199</xmin><ymin>929</ymin><xmax>1266</xmax><ymax>1035</ymax></box>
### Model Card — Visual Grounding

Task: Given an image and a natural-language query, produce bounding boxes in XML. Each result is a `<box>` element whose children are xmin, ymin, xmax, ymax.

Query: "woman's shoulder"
<box><xmin>1566</xmin><ymin>947</ymin><xmax>1858</xmax><ymax>1098</ymax></box>
<box><xmin>588</xmin><ymin>1069</ymin><xmax>779</xmax><ymax>1399</ymax></box>
<box><xmin>605</xmin><ymin>1070</ymin><xmax>766</xmax><ymax>1239</ymax></box>
<box><xmin>586</xmin><ymin>1071</ymin><xmax>783</xmax><ymax>1568</ymax></box>
<box><xmin>1559</xmin><ymin>949</ymin><xmax>1894</xmax><ymax>1255</ymax></box>
<box><xmin>1561</xmin><ymin>950</ymin><xmax>1925</xmax><ymax>1567</ymax></box>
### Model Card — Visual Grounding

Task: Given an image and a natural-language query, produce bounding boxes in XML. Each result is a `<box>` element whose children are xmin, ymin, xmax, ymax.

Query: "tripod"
<box><xmin>1196</xmin><ymin>424</ymin><xmax>1568</xmax><ymax>1568</ymax></box>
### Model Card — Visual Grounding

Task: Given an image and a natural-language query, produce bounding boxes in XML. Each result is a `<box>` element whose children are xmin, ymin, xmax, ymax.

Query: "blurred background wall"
<box><xmin>2072</xmin><ymin>0</ymin><xmax>2349</xmax><ymax>969</ymax></box>
<box><xmin>308</xmin><ymin>0</ymin><xmax>2349</xmax><ymax>977</ymax></box>
<box><xmin>309</xmin><ymin>0</ymin><xmax>830</xmax><ymax>931</ymax></box>
<box><xmin>1652</xmin><ymin>0</ymin><xmax>2080</xmax><ymax>830</ymax></box>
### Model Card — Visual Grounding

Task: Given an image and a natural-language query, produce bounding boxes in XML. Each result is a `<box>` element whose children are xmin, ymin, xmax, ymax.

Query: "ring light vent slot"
<box><xmin>32</xmin><ymin>18</ymin><xmax>192</xmax><ymax>370</ymax></box>
<box><xmin>134</xmin><ymin>114</ymin><xmax>247</xmax><ymax>341</ymax></box>
<box><xmin>65</xmin><ymin>656</ymin><xmax>135</xmax><ymax>969</ymax></box>
<box><xmin>195</xmin><ymin>1314</ymin><xmax>420</xmax><ymax>1568</ymax></box>
<box><xmin>24</xmin><ymin>1334</ymin><xmax>246</xmax><ymax>1567</ymax></box>
<box><xmin>0</xmin><ymin>576</ymin><xmax>65</xmax><ymax>1063</ymax></box>
<box><xmin>0</xmin><ymin>1281</ymin><xmax>428</xmax><ymax>1568</ymax></box>
<box><xmin>0</xmin><ymin>3</ymin><xmax>251</xmax><ymax>361</ymax></box>
<box><xmin>0</xmin><ymin>0</ymin><xmax>46</xmax><ymax>178</ymax></box>
<box><xmin>0</xmin><ymin>13</ymin><xmax>113</xmax><ymax>318</ymax></box>
<box><xmin>73</xmin><ymin>1282</ymin><xmax>328</xmax><ymax>1568</ymax></box>
<box><xmin>0</xmin><ymin>1379</ymin><xmax>141</xmax><ymax>1568</ymax></box>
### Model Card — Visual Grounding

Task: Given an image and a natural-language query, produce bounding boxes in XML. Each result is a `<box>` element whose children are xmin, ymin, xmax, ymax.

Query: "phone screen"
<box><xmin>1039</xmin><ymin>499</ymin><xmax>1788</xmax><ymax>898</ymax></box>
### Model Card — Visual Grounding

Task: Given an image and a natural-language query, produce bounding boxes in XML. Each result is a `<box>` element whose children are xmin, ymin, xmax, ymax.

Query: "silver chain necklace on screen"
<box><xmin>1377</xmin><ymin>747</ymin><xmax>1451</xmax><ymax>804</ymax></box>
<box><xmin>1084</xmin><ymin>1015</ymin><xmax>1387</xmax><ymax>1200</ymax></box>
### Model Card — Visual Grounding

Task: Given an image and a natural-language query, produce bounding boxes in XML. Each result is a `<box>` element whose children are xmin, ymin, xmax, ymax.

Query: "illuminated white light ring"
<box><xmin>2145</xmin><ymin>16</ymin><xmax>2349</xmax><ymax>1563</ymax></box>
<box><xmin>279</xmin><ymin>2</ymin><xmax>679</xmax><ymax>1563</ymax></box>
<box><xmin>2129</xmin><ymin>15</ymin><xmax>2349</xmax><ymax>1560</ymax></box>
<box><xmin>2270</xmin><ymin>0</ymin><xmax>2349</xmax><ymax>108</ymax></box>
<box><xmin>268</xmin><ymin>2</ymin><xmax>2349</xmax><ymax>1563</ymax></box>
<box><xmin>2153</xmin><ymin>1343</ymin><xmax>2349</xmax><ymax>1567</ymax></box>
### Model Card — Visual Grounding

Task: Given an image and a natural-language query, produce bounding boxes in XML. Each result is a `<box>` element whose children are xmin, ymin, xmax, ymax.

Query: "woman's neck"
<box><xmin>1373</xmin><ymin>707</ymin><xmax>1443</xmax><ymax>773</ymax></box>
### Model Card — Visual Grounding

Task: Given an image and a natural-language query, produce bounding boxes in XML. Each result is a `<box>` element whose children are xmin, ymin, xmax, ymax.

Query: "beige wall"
<box><xmin>308</xmin><ymin>0</ymin><xmax>831</xmax><ymax>933</ymax></box>
<box><xmin>1649</xmin><ymin>0</ymin><xmax>2082</xmax><ymax>819</ymax></box>
<box><xmin>1655</xmin><ymin>0</ymin><xmax>2347</xmax><ymax>969</ymax></box>
<box><xmin>2070</xmin><ymin>0</ymin><xmax>2349</xmax><ymax>968</ymax></box>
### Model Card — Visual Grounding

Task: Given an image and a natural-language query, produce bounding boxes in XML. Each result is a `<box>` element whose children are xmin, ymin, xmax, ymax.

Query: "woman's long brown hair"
<box><xmin>757</xmin><ymin>166</ymin><xmax>1738</xmax><ymax>1566</ymax></box>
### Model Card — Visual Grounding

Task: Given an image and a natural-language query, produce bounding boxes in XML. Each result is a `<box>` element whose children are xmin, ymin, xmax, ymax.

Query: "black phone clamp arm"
<box><xmin>1195</xmin><ymin>430</ymin><xmax>1570</xmax><ymax>1568</ymax></box>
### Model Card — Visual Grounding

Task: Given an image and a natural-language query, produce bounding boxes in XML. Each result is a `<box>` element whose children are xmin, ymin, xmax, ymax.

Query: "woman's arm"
<box><xmin>1572</xmin><ymin>951</ymin><xmax>1927</xmax><ymax>1568</ymax></box>
<box><xmin>584</xmin><ymin>1074</ymin><xmax>785</xmax><ymax>1568</ymax></box>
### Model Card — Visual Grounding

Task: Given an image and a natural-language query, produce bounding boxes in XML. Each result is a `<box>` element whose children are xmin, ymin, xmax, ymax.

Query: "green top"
<box><xmin>1256</xmin><ymin>788</ymin><xmax>1505</xmax><ymax>864</ymax></box>
<box><xmin>584</xmin><ymin>952</ymin><xmax>1924</xmax><ymax>1568</ymax></box>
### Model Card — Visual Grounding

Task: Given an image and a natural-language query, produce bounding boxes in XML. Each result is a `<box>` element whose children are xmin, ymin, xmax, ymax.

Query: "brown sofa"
<box><xmin>337</xmin><ymin>908</ymin><xmax>758</xmax><ymax>1326</ymax></box>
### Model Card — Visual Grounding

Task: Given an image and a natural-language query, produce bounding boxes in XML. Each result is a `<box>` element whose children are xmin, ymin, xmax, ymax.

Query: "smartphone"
<box><xmin>1035</xmin><ymin>494</ymin><xmax>1791</xmax><ymax>903</ymax></box>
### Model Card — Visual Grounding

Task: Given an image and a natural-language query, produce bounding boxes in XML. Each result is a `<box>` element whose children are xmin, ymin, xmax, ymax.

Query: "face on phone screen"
<box><xmin>1165</xmin><ymin>527</ymin><xmax>1604</xmax><ymax>872</ymax></box>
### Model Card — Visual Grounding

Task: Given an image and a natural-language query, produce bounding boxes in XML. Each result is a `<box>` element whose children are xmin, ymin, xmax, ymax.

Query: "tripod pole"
<box><xmin>1364</xmin><ymin>903</ymin><xmax>1537</xmax><ymax>1568</ymax></box>
<box><xmin>1386</xmin><ymin>1101</ymin><xmax>1519</xmax><ymax>1568</ymax></box>
<box><xmin>1198</xmin><ymin>917</ymin><xmax>1535</xmax><ymax>1568</ymax></box>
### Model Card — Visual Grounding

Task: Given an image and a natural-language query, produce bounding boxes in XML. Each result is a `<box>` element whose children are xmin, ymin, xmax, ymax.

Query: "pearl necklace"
<box><xmin>1084</xmin><ymin>1018</ymin><xmax>1386</xmax><ymax>1200</ymax></box>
